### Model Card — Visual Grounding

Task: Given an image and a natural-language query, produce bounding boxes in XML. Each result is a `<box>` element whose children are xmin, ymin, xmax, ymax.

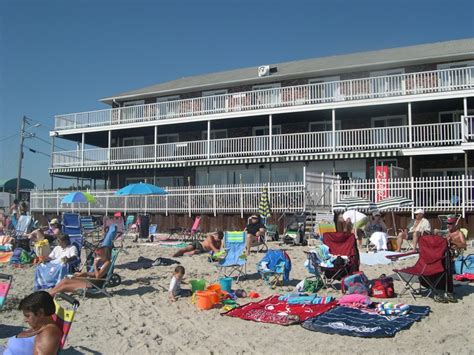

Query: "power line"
<box><xmin>0</xmin><ymin>133</ymin><xmax>18</xmax><ymax>142</ymax></box>
<box><xmin>31</xmin><ymin>135</ymin><xmax>69</xmax><ymax>151</ymax></box>
<box><xmin>24</xmin><ymin>145</ymin><xmax>51</xmax><ymax>157</ymax></box>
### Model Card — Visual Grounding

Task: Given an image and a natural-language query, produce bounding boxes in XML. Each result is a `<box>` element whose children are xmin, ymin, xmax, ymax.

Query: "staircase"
<box><xmin>304</xmin><ymin>188</ymin><xmax>334</xmax><ymax>237</ymax></box>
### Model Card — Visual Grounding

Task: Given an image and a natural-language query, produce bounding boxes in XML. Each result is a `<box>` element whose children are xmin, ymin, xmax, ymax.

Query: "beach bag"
<box><xmin>371</xmin><ymin>274</ymin><xmax>395</xmax><ymax>298</ymax></box>
<box><xmin>341</xmin><ymin>271</ymin><xmax>370</xmax><ymax>295</ymax></box>
<box><xmin>34</xmin><ymin>239</ymin><xmax>51</xmax><ymax>258</ymax></box>
<box><xmin>303</xmin><ymin>277</ymin><xmax>324</xmax><ymax>293</ymax></box>
<box><xmin>10</xmin><ymin>248</ymin><xmax>35</xmax><ymax>265</ymax></box>
<box><xmin>454</xmin><ymin>254</ymin><xmax>474</xmax><ymax>275</ymax></box>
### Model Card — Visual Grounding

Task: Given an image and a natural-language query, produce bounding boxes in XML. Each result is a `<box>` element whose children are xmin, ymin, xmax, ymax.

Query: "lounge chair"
<box><xmin>216</xmin><ymin>231</ymin><xmax>247</xmax><ymax>283</ymax></box>
<box><xmin>81</xmin><ymin>248</ymin><xmax>121</xmax><ymax>298</ymax></box>
<box><xmin>82</xmin><ymin>224</ymin><xmax>118</xmax><ymax>270</ymax></box>
<box><xmin>80</xmin><ymin>215</ymin><xmax>96</xmax><ymax>234</ymax></box>
<box><xmin>125</xmin><ymin>215</ymin><xmax>135</xmax><ymax>231</ymax></box>
<box><xmin>12</xmin><ymin>215</ymin><xmax>33</xmax><ymax>239</ymax></box>
<box><xmin>53</xmin><ymin>292</ymin><xmax>80</xmax><ymax>350</ymax></box>
<box><xmin>306</xmin><ymin>232</ymin><xmax>360</xmax><ymax>290</ymax></box>
<box><xmin>256</xmin><ymin>249</ymin><xmax>291</xmax><ymax>288</ymax></box>
<box><xmin>0</xmin><ymin>273</ymin><xmax>13</xmax><ymax>310</ymax></box>
<box><xmin>394</xmin><ymin>235</ymin><xmax>449</xmax><ymax>299</ymax></box>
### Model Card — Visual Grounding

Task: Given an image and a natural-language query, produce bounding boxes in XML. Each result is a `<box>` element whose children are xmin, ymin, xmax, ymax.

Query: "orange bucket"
<box><xmin>194</xmin><ymin>291</ymin><xmax>213</xmax><ymax>310</ymax></box>
<box><xmin>207</xmin><ymin>284</ymin><xmax>224</xmax><ymax>299</ymax></box>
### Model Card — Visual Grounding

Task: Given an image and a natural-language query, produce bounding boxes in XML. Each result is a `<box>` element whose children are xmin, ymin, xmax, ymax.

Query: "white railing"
<box><xmin>463</xmin><ymin>115</ymin><xmax>474</xmax><ymax>141</ymax></box>
<box><xmin>54</xmin><ymin>66</ymin><xmax>474</xmax><ymax>130</ymax></box>
<box><xmin>334</xmin><ymin>175</ymin><xmax>474</xmax><ymax>217</ymax></box>
<box><xmin>30</xmin><ymin>182</ymin><xmax>306</xmax><ymax>216</ymax></box>
<box><xmin>51</xmin><ymin>121</ymin><xmax>465</xmax><ymax>168</ymax></box>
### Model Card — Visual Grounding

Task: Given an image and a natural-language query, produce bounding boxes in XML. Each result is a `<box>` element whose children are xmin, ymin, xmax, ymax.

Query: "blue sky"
<box><xmin>0</xmin><ymin>0</ymin><xmax>473</xmax><ymax>189</ymax></box>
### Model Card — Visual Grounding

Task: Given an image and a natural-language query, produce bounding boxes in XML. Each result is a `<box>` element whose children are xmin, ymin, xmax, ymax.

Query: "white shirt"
<box><xmin>168</xmin><ymin>276</ymin><xmax>181</xmax><ymax>296</ymax></box>
<box><xmin>48</xmin><ymin>245</ymin><xmax>78</xmax><ymax>264</ymax></box>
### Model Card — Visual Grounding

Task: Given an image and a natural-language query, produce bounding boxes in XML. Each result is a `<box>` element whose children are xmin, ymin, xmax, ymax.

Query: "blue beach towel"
<box><xmin>301</xmin><ymin>305</ymin><xmax>430</xmax><ymax>338</ymax></box>
<box><xmin>34</xmin><ymin>262</ymin><xmax>69</xmax><ymax>290</ymax></box>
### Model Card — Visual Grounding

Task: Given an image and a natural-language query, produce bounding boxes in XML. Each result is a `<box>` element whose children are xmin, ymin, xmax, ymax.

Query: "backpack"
<box><xmin>371</xmin><ymin>274</ymin><xmax>395</xmax><ymax>298</ymax></box>
<box><xmin>341</xmin><ymin>271</ymin><xmax>370</xmax><ymax>295</ymax></box>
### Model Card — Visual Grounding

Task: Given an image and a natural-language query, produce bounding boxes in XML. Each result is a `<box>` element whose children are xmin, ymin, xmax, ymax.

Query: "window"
<box><xmin>157</xmin><ymin>134</ymin><xmax>179</xmax><ymax>144</ymax></box>
<box><xmin>122</xmin><ymin>100</ymin><xmax>145</xmax><ymax>121</ymax></box>
<box><xmin>421</xmin><ymin>168</ymin><xmax>471</xmax><ymax>177</ymax></box>
<box><xmin>202</xmin><ymin>90</ymin><xmax>228</xmax><ymax>112</ymax></box>
<box><xmin>437</xmin><ymin>61</ymin><xmax>474</xmax><ymax>88</ymax></box>
<box><xmin>125</xmin><ymin>177</ymin><xmax>149</xmax><ymax>184</ymax></box>
<box><xmin>202</xmin><ymin>129</ymin><xmax>227</xmax><ymax>140</ymax></box>
<box><xmin>309</xmin><ymin>121</ymin><xmax>341</xmax><ymax>132</ymax></box>
<box><xmin>252</xmin><ymin>125</ymin><xmax>281</xmax><ymax>136</ymax></box>
<box><xmin>371</xmin><ymin>115</ymin><xmax>407</xmax><ymax>148</ymax></box>
<box><xmin>371</xmin><ymin>115</ymin><xmax>406</xmax><ymax>128</ymax></box>
<box><xmin>156</xmin><ymin>95</ymin><xmax>180</xmax><ymax>117</ymax></box>
<box><xmin>309</xmin><ymin>76</ymin><xmax>341</xmax><ymax>102</ymax></box>
<box><xmin>122</xmin><ymin>136</ymin><xmax>145</xmax><ymax>147</ymax></box>
<box><xmin>439</xmin><ymin>110</ymin><xmax>474</xmax><ymax>123</ymax></box>
<box><xmin>252</xmin><ymin>83</ymin><xmax>281</xmax><ymax>107</ymax></box>
<box><xmin>370</xmin><ymin>68</ymin><xmax>405</xmax><ymax>96</ymax></box>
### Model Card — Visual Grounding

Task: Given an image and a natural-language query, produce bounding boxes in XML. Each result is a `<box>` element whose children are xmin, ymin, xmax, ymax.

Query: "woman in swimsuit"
<box><xmin>48</xmin><ymin>246</ymin><xmax>111</xmax><ymax>297</ymax></box>
<box><xmin>1</xmin><ymin>291</ymin><xmax>62</xmax><ymax>355</ymax></box>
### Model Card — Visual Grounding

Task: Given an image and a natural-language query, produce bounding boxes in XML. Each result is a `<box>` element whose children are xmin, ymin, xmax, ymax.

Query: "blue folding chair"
<box><xmin>216</xmin><ymin>231</ymin><xmax>247</xmax><ymax>283</ymax></box>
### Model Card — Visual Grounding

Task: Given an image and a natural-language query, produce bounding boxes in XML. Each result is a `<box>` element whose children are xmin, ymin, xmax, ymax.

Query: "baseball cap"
<box><xmin>50</xmin><ymin>218</ymin><xmax>59</xmax><ymax>225</ymax></box>
<box><xmin>447</xmin><ymin>217</ymin><xmax>458</xmax><ymax>224</ymax></box>
<box><xmin>414</xmin><ymin>209</ymin><xmax>424</xmax><ymax>215</ymax></box>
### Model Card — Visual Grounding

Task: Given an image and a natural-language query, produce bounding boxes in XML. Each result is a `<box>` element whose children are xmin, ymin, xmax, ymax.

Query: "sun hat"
<box><xmin>50</xmin><ymin>218</ymin><xmax>59</xmax><ymax>225</ymax></box>
<box><xmin>372</xmin><ymin>211</ymin><xmax>381</xmax><ymax>217</ymax></box>
<box><xmin>414</xmin><ymin>209</ymin><xmax>424</xmax><ymax>215</ymax></box>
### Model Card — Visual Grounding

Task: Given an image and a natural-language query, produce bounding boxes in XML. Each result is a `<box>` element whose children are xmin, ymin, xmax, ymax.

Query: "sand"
<box><xmin>1</xmin><ymin>238</ymin><xmax>473</xmax><ymax>355</ymax></box>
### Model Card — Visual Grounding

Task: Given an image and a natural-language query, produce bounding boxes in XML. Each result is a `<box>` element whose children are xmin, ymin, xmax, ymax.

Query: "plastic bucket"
<box><xmin>219</xmin><ymin>277</ymin><xmax>233</xmax><ymax>292</ymax></box>
<box><xmin>190</xmin><ymin>279</ymin><xmax>206</xmax><ymax>293</ymax></box>
<box><xmin>206</xmin><ymin>290</ymin><xmax>220</xmax><ymax>305</ymax></box>
<box><xmin>194</xmin><ymin>291</ymin><xmax>213</xmax><ymax>310</ymax></box>
<box><xmin>207</xmin><ymin>284</ymin><xmax>222</xmax><ymax>294</ymax></box>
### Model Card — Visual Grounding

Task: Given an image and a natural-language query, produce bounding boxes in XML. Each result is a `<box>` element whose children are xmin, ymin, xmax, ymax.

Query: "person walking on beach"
<box><xmin>173</xmin><ymin>231</ymin><xmax>223</xmax><ymax>257</ymax></box>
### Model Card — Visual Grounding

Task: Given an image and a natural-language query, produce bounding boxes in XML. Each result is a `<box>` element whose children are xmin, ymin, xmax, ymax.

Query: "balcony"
<box><xmin>54</xmin><ymin>67</ymin><xmax>474</xmax><ymax>131</ymax></box>
<box><xmin>51</xmin><ymin>120</ymin><xmax>467</xmax><ymax>170</ymax></box>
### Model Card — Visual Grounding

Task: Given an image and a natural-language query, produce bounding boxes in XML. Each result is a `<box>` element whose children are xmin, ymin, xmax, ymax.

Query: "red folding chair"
<box><xmin>318</xmin><ymin>232</ymin><xmax>360</xmax><ymax>289</ymax></box>
<box><xmin>394</xmin><ymin>235</ymin><xmax>449</xmax><ymax>299</ymax></box>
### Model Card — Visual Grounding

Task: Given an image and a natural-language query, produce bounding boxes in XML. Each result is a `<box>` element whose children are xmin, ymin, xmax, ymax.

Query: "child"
<box><xmin>169</xmin><ymin>265</ymin><xmax>187</xmax><ymax>302</ymax></box>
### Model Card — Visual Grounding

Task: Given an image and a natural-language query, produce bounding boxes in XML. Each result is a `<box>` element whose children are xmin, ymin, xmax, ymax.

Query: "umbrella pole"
<box><xmin>391</xmin><ymin>211</ymin><xmax>397</xmax><ymax>236</ymax></box>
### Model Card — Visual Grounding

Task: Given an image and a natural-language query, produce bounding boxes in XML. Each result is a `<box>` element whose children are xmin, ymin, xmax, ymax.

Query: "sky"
<box><xmin>0</xmin><ymin>0</ymin><xmax>473</xmax><ymax>190</ymax></box>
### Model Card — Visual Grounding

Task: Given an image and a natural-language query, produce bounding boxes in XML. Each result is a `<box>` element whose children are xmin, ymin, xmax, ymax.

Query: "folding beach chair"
<box><xmin>0</xmin><ymin>273</ymin><xmax>13</xmax><ymax>310</ymax></box>
<box><xmin>394</xmin><ymin>235</ymin><xmax>449</xmax><ymax>299</ymax></box>
<box><xmin>82</xmin><ymin>224</ymin><xmax>118</xmax><ymax>270</ymax></box>
<box><xmin>308</xmin><ymin>232</ymin><xmax>360</xmax><ymax>290</ymax></box>
<box><xmin>13</xmin><ymin>215</ymin><xmax>33</xmax><ymax>238</ymax></box>
<box><xmin>53</xmin><ymin>292</ymin><xmax>80</xmax><ymax>350</ymax></box>
<box><xmin>80</xmin><ymin>216</ymin><xmax>96</xmax><ymax>234</ymax></box>
<box><xmin>125</xmin><ymin>215</ymin><xmax>135</xmax><ymax>230</ymax></box>
<box><xmin>217</xmin><ymin>231</ymin><xmax>247</xmax><ymax>282</ymax></box>
<box><xmin>82</xmin><ymin>248</ymin><xmax>121</xmax><ymax>298</ymax></box>
<box><xmin>256</xmin><ymin>249</ymin><xmax>291</xmax><ymax>288</ymax></box>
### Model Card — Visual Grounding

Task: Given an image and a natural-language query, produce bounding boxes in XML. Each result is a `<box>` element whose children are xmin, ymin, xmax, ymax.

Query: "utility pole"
<box><xmin>16</xmin><ymin>116</ymin><xmax>26</xmax><ymax>199</ymax></box>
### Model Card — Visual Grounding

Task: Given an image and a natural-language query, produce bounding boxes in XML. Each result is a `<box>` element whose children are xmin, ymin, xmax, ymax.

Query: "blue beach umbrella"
<box><xmin>115</xmin><ymin>182</ymin><xmax>167</xmax><ymax>196</ymax></box>
<box><xmin>61</xmin><ymin>191</ymin><xmax>96</xmax><ymax>204</ymax></box>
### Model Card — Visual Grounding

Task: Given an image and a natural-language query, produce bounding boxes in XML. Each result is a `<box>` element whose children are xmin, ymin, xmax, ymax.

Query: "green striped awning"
<box><xmin>377</xmin><ymin>197</ymin><xmax>413</xmax><ymax>211</ymax></box>
<box><xmin>333</xmin><ymin>196</ymin><xmax>377</xmax><ymax>212</ymax></box>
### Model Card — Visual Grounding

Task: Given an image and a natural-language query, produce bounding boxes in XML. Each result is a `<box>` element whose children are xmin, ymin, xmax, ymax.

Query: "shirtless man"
<box><xmin>173</xmin><ymin>231</ymin><xmax>223</xmax><ymax>257</ymax></box>
<box><xmin>445</xmin><ymin>217</ymin><xmax>467</xmax><ymax>251</ymax></box>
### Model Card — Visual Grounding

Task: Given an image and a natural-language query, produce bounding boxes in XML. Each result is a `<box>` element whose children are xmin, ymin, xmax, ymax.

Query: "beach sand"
<box><xmin>1</xmin><ymin>239</ymin><xmax>473</xmax><ymax>355</ymax></box>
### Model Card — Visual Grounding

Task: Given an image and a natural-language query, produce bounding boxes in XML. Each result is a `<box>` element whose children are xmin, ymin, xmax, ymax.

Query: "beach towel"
<box><xmin>0</xmin><ymin>252</ymin><xmax>13</xmax><ymax>264</ymax></box>
<box><xmin>454</xmin><ymin>273</ymin><xmax>474</xmax><ymax>281</ymax></box>
<box><xmin>224</xmin><ymin>295</ymin><xmax>337</xmax><ymax>325</ymax></box>
<box><xmin>301</xmin><ymin>305</ymin><xmax>430</xmax><ymax>338</ymax></box>
<box><xmin>360</xmin><ymin>251</ymin><xmax>417</xmax><ymax>266</ymax></box>
<box><xmin>278</xmin><ymin>294</ymin><xmax>335</xmax><ymax>305</ymax></box>
<box><xmin>34</xmin><ymin>262</ymin><xmax>69</xmax><ymax>290</ymax></box>
<box><xmin>118</xmin><ymin>256</ymin><xmax>180</xmax><ymax>270</ymax></box>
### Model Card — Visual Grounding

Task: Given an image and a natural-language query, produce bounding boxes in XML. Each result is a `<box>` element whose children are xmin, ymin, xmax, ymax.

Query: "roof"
<box><xmin>101</xmin><ymin>38</ymin><xmax>474</xmax><ymax>104</ymax></box>
<box><xmin>0</xmin><ymin>178</ymin><xmax>36</xmax><ymax>191</ymax></box>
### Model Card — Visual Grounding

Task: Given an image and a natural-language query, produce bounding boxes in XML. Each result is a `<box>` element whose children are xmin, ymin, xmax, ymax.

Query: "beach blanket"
<box><xmin>360</xmin><ymin>251</ymin><xmax>417</xmax><ymax>265</ymax></box>
<box><xmin>34</xmin><ymin>262</ymin><xmax>69</xmax><ymax>290</ymax></box>
<box><xmin>224</xmin><ymin>295</ymin><xmax>337</xmax><ymax>326</ymax></box>
<box><xmin>301</xmin><ymin>305</ymin><xmax>430</xmax><ymax>338</ymax></box>
<box><xmin>118</xmin><ymin>256</ymin><xmax>180</xmax><ymax>270</ymax></box>
<box><xmin>138</xmin><ymin>241</ymin><xmax>189</xmax><ymax>248</ymax></box>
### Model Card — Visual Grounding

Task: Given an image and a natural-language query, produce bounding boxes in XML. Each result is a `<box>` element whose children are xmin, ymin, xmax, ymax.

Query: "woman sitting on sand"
<box><xmin>0</xmin><ymin>291</ymin><xmax>62</xmax><ymax>355</ymax></box>
<box><xmin>48</xmin><ymin>246</ymin><xmax>111</xmax><ymax>297</ymax></box>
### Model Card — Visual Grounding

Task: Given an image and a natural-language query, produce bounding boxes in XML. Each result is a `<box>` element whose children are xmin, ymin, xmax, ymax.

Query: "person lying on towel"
<box><xmin>173</xmin><ymin>231</ymin><xmax>223</xmax><ymax>257</ymax></box>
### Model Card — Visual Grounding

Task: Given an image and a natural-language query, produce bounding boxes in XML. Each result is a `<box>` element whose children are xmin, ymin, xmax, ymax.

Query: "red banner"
<box><xmin>375</xmin><ymin>166</ymin><xmax>389</xmax><ymax>202</ymax></box>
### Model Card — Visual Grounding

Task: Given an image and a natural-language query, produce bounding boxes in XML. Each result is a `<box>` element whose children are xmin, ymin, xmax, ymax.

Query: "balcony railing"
<box><xmin>51</xmin><ymin>121</ymin><xmax>466</xmax><ymax>168</ymax></box>
<box><xmin>30</xmin><ymin>175</ymin><xmax>474</xmax><ymax>217</ymax></box>
<box><xmin>54</xmin><ymin>66</ymin><xmax>474</xmax><ymax>131</ymax></box>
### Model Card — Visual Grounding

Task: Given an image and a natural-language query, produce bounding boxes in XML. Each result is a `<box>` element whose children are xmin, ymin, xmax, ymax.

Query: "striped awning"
<box><xmin>377</xmin><ymin>196</ymin><xmax>413</xmax><ymax>211</ymax></box>
<box><xmin>333</xmin><ymin>196</ymin><xmax>377</xmax><ymax>212</ymax></box>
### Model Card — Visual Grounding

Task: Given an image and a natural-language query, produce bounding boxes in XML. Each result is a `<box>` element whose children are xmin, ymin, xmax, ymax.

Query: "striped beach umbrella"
<box><xmin>258</xmin><ymin>187</ymin><xmax>271</xmax><ymax>219</ymax></box>
<box><xmin>333</xmin><ymin>196</ymin><xmax>377</xmax><ymax>212</ymax></box>
<box><xmin>376</xmin><ymin>196</ymin><xmax>413</xmax><ymax>211</ymax></box>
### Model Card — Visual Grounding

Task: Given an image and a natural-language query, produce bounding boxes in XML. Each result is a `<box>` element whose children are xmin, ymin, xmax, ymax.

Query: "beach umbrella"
<box><xmin>333</xmin><ymin>196</ymin><xmax>377</xmax><ymax>212</ymax></box>
<box><xmin>376</xmin><ymin>196</ymin><xmax>413</xmax><ymax>234</ymax></box>
<box><xmin>115</xmin><ymin>182</ymin><xmax>167</xmax><ymax>196</ymax></box>
<box><xmin>258</xmin><ymin>187</ymin><xmax>271</xmax><ymax>223</ymax></box>
<box><xmin>61</xmin><ymin>191</ymin><xmax>96</xmax><ymax>204</ymax></box>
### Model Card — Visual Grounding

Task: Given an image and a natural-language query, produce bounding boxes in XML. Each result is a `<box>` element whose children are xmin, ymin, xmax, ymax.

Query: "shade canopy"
<box><xmin>115</xmin><ymin>182</ymin><xmax>167</xmax><ymax>196</ymax></box>
<box><xmin>376</xmin><ymin>196</ymin><xmax>413</xmax><ymax>211</ymax></box>
<box><xmin>61</xmin><ymin>191</ymin><xmax>96</xmax><ymax>204</ymax></box>
<box><xmin>333</xmin><ymin>196</ymin><xmax>377</xmax><ymax>212</ymax></box>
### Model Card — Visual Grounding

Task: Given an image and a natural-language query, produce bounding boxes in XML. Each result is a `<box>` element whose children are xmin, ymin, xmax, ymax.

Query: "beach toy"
<box><xmin>248</xmin><ymin>291</ymin><xmax>260</xmax><ymax>299</ymax></box>
<box><xmin>194</xmin><ymin>291</ymin><xmax>214</xmax><ymax>310</ymax></box>
<box><xmin>235</xmin><ymin>289</ymin><xmax>247</xmax><ymax>298</ymax></box>
<box><xmin>222</xmin><ymin>299</ymin><xmax>237</xmax><ymax>305</ymax></box>
<box><xmin>219</xmin><ymin>277</ymin><xmax>233</xmax><ymax>292</ymax></box>
<box><xmin>206</xmin><ymin>290</ymin><xmax>220</xmax><ymax>305</ymax></box>
<box><xmin>190</xmin><ymin>279</ymin><xmax>206</xmax><ymax>293</ymax></box>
